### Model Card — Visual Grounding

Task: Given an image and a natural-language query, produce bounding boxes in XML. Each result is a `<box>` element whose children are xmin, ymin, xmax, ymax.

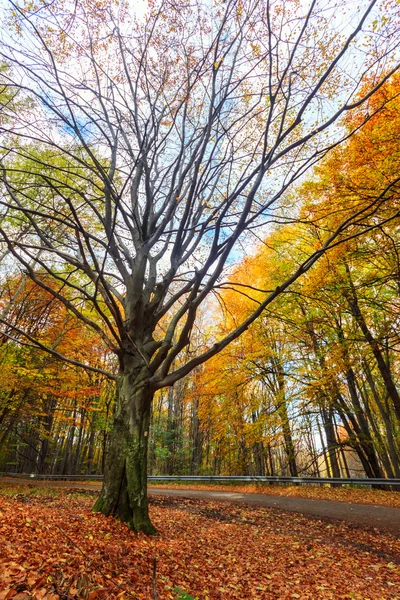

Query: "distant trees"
<box><xmin>0</xmin><ymin>275</ymin><xmax>114</xmax><ymax>474</ymax></box>
<box><xmin>0</xmin><ymin>0</ymin><xmax>399</xmax><ymax>531</ymax></box>
<box><xmin>193</xmin><ymin>75</ymin><xmax>400</xmax><ymax>480</ymax></box>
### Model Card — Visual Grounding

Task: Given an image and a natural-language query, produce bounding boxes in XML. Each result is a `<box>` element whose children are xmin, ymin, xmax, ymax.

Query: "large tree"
<box><xmin>0</xmin><ymin>0</ymin><xmax>399</xmax><ymax>532</ymax></box>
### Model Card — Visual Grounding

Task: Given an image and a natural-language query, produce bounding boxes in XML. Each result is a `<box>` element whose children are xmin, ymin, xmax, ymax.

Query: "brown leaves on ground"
<box><xmin>148</xmin><ymin>483</ymin><xmax>400</xmax><ymax>509</ymax></box>
<box><xmin>0</xmin><ymin>488</ymin><xmax>400</xmax><ymax>600</ymax></box>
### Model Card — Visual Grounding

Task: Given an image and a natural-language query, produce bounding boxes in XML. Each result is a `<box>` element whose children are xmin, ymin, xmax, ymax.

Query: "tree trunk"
<box><xmin>321</xmin><ymin>407</ymin><xmax>341</xmax><ymax>479</ymax></box>
<box><xmin>335</xmin><ymin>406</ymin><xmax>377</xmax><ymax>479</ymax></box>
<box><xmin>61</xmin><ymin>401</ymin><xmax>76</xmax><ymax>475</ymax></box>
<box><xmin>191</xmin><ymin>396</ymin><xmax>202</xmax><ymax>475</ymax></box>
<box><xmin>72</xmin><ymin>408</ymin><xmax>85</xmax><ymax>474</ymax></box>
<box><xmin>266</xmin><ymin>443</ymin><xmax>275</xmax><ymax>476</ymax></box>
<box><xmin>165</xmin><ymin>386</ymin><xmax>176</xmax><ymax>475</ymax></box>
<box><xmin>276</xmin><ymin>360</ymin><xmax>298</xmax><ymax>477</ymax></box>
<box><xmin>362</xmin><ymin>360</ymin><xmax>400</xmax><ymax>476</ymax></box>
<box><xmin>93</xmin><ymin>367</ymin><xmax>156</xmax><ymax>534</ymax></box>
<box><xmin>342</xmin><ymin>371</ymin><xmax>384</xmax><ymax>478</ymax></box>
<box><xmin>343</xmin><ymin>269</ymin><xmax>400</xmax><ymax>420</ymax></box>
<box><xmin>86</xmin><ymin>427</ymin><xmax>96</xmax><ymax>475</ymax></box>
<box><xmin>317</xmin><ymin>415</ymin><xmax>330</xmax><ymax>477</ymax></box>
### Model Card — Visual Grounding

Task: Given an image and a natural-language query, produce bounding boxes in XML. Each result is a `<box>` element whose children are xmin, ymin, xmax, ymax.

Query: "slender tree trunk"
<box><xmin>61</xmin><ymin>401</ymin><xmax>77</xmax><ymax>475</ymax></box>
<box><xmin>266</xmin><ymin>443</ymin><xmax>274</xmax><ymax>476</ymax></box>
<box><xmin>191</xmin><ymin>396</ymin><xmax>202</xmax><ymax>475</ymax></box>
<box><xmin>86</xmin><ymin>426</ymin><xmax>96</xmax><ymax>475</ymax></box>
<box><xmin>166</xmin><ymin>386</ymin><xmax>176</xmax><ymax>475</ymax></box>
<box><xmin>0</xmin><ymin>417</ymin><xmax>17</xmax><ymax>456</ymax></box>
<box><xmin>101</xmin><ymin>396</ymin><xmax>113</xmax><ymax>475</ymax></box>
<box><xmin>276</xmin><ymin>360</ymin><xmax>298</xmax><ymax>477</ymax></box>
<box><xmin>335</xmin><ymin>407</ymin><xmax>377</xmax><ymax>478</ymax></box>
<box><xmin>37</xmin><ymin>409</ymin><xmax>54</xmax><ymax>474</ymax></box>
<box><xmin>51</xmin><ymin>431</ymin><xmax>63</xmax><ymax>474</ymax></box>
<box><xmin>341</xmin><ymin>372</ymin><xmax>384</xmax><ymax>478</ymax></box>
<box><xmin>362</xmin><ymin>361</ymin><xmax>400</xmax><ymax>476</ymax></box>
<box><xmin>339</xmin><ymin>446</ymin><xmax>351</xmax><ymax>478</ymax></box>
<box><xmin>321</xmin><ymin>408</ymin><xmax>341</xmax><ymax>478</ymax></box>
<box><xmin>343</xmin><ymin>269</ymin><xmax>400</xmax><ymax>420</ymax></box>
<box><xmin>251</xmin><ymin>412</ymin><xmax>265</xmax><ymax>476</ymax></box>
<box><xmin>72</xmin><ymin>408</ymin><xmax>85</xmax><ymax>474</ymax></box>
<box><xmin>317</xmin><ymin>414</ymin><xmax>330</xmax><ymax>477</ymax></box>
<box><xmin>307</xmin><ymin>417</ymin><xmax>320</xmax><ymax>476</ymax></box>
<box><xmin>93</xmin><ymin>366</ymin><xmax>156</xmax><ymax>534</ymax></box>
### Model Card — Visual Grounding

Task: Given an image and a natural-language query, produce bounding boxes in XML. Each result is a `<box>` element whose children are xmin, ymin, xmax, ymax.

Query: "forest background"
<box><xmin>1</xmin><ymin>71</ymin><xmax>400</xmax><ymax>482</ymax></box>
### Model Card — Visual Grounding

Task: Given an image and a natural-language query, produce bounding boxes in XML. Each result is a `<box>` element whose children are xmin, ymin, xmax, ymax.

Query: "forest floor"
<box><xmin>1</xmin><ymin>485</ymin><xmax>400</xmax><ymax>600</ymax></box>
<box><xmin>147</xmin><ymin>487</ymin><xmax>400</xmax><ymax>534</ymax></box>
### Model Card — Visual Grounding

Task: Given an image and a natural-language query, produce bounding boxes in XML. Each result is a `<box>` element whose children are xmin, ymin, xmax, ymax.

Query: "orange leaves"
<box><xmin>301</xmin><ymin>72</ymin><xmax>400</xmax><ymax>238</ymax></box>
<box><xmin>0</xmin><ymin>563</ymin><xmax>58</xmax><ymax>600</ymax></box>
<box><xmin>1</xmin><ymin>489</ymin><xmax>400</xmax><ymax>599</ymax></box>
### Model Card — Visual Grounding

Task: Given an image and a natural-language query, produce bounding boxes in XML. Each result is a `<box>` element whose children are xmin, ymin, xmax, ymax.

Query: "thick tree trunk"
<box><xmin>93</xmin><ymin>368</ymin><xmax>156</xmax><ymax>534</ymax></box>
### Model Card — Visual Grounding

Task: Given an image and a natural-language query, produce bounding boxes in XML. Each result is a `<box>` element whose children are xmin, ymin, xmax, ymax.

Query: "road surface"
<box><xmin>1</xmin><ymin>477</ymin><xmax>399</xmax><ymax>535</ymax></box>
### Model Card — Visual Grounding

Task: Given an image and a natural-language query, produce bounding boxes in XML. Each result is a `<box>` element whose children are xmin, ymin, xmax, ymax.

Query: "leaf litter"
<box><xmin>0</xmin><ymin>487</ymin><xmax>399</xmax><ymax>599</ymax></box>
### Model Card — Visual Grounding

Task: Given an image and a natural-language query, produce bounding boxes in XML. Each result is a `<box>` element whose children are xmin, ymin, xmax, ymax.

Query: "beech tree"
<box><xmin>0</xmin><ymin>0</ymin><xmax>399</xmax><ymax>532</ymax></box>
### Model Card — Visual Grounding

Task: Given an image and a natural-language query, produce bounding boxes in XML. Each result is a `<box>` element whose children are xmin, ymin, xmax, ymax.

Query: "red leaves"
<box><xmin>0</xmin><ymin>490</ymin><xmax>399</xmax><ymax>599</ymax></box>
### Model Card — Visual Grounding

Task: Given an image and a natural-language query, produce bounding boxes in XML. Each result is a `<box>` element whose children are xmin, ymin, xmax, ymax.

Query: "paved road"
<box><xmin>1</xmin><ymin>478</ymin><xmax>399</xmax><ymax>535</ymax></box>
<box><xmin>149</xmin><ymin>487</ymin><xmax>400</xmax><ymax>535</ymax></box>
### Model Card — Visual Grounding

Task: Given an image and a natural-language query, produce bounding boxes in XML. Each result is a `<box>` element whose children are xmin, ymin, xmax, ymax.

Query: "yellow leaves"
<box><xmin>372</xmin><ymin>15</ymin><xmax>389</xmax><ymax>31</ymax></box>
<box><xmin>214</xmin><ymin>61</ymin><xmax>219</xmax><ymax>69</ymax></box>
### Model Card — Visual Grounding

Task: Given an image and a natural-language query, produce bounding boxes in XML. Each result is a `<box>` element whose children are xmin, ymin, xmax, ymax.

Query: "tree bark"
<box><xmin>191</xmin><ymin>395</ymin><xmax>202</xmax><ymax>475</ymax></box>
<box><xmin>276</xmin><ymin>360</ymin><xmax>298</xmax><ymax>477</ymax></box>
<box><xmin>343</xmin><ymin>267</ymin><xmax>400</xmax><ymax>420</ymax></box>
<box><xmin>86</xmin><ymin>426</ymin><xmax>96</xmax><ymax>476</ymax></box>
<box><xmin>342</xmin><ymin>369</ymin><xmax>384</xmax><ymax>478</ymax></box>
<box><xmin>362</xmin><ymin>360</ymin><xmax>400</xmax><ymax>476</ymax></box>
<box><xmin>321</xmin><ymin>407</ymin><xmax>341</xmax><ymax>479</ymax></box>
<box><xmin>93</xmin><ymin>365</ymin><xmax>156</xmax><ymax>534</ymax></box>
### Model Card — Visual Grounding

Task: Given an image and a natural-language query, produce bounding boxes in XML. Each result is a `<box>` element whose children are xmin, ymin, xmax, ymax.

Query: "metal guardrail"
<box><xmin>1</xmin><ymin>473</ymin><xmax>104</xmax><ymax>480</ymax></box>
<box><xmin>2</xmin><ymin>473</ymin><xmax>400</xmax><ymax>486</ymax></box>
<box><xmin>147</xmin><ymin>475</ymin><xmax>400</xmax><ymax>486</ymax></box>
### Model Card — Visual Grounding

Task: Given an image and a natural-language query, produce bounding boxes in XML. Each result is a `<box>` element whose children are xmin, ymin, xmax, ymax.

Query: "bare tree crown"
<box><xmin>0</xmin><ymin>0</ymin><xmax>399</xmax><ymax>386</ymax></box>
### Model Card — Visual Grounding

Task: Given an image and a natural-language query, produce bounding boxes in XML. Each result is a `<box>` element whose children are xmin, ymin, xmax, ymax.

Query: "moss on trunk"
<box><xmin>93</xmin><ymin>368</ymin><xmax>156</xmax><ymax>534</ymax></box>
